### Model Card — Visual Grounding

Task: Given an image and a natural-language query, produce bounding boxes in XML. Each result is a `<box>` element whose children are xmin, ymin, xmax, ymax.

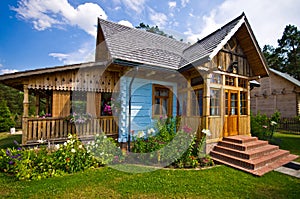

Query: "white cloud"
<box><xmin>0</xmin><ymin>64</ymin><xmax>3</xmax><ymax>67</ymax></box>
<box><xmin>49</xmin><ymin>40</ymin><xmax>95</xmax><ymax>65</ymax></box>
<box><xmin>121</xmin><ymin>0</ymin><xmax>146</xmax><ymax>14</ymax></box>
<box><xmin>168</xmin><ymin>1</ymin><xmax>177</xmax><ymax>9</ymax></box>
<box><xmin>181</xmin><ymin>0</ymin><xmax>190</xmax><ymax>7</ymax></box>
<box><xmin>149</xmin><ymin>8</ymin><xmax>168</xmax><ymax>27</ymax></box>
<box><xmin>118</xmin><ymin>20</ymin><xmax>134</xmax><ymax>28</ymax></box>
<box><xmin>11</xmin><ymin>0</ymin><xmax>107</xmax><ymax>37</ymax></box>
<box><xmin>187</xmin><ymin>0</ymin><xmax>300</xmax><ymax>47</ymax></box>
<box><xmin>1</xmin><ymin>69</ymin><xmax>19</xmax><ymax>75</ymax></box>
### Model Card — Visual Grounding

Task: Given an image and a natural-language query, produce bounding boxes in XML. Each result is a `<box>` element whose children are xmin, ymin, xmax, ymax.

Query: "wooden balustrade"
<box><xmin>23</xmin><ymin>117</ymin><xmax>118</xmax><ymax>145</ymax></box>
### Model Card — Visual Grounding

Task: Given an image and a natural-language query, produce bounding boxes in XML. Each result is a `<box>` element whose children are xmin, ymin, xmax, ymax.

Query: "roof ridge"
<box><xmin>269</xmin><ymin>68</ymin><xmax>300</xmax><ymax>86</ymax></box>
<box><xmin>183</xmin><ymin>12</ymin><xmax>245</xmax><ymax>53</ymax></box>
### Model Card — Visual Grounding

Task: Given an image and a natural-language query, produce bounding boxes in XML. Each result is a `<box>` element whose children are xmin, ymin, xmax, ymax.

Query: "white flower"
<box><xmin>147</xmin><ymin>128</ymin><xmax>155</xmax><ymax>135</ymax></box>
<box><xmin>37</xmin><ymin>138</ymin><xmax>46</xmax><ymax>144</ymax></box>
<box><xmin>64</xmin><ymin>142</ymin><xmax>67</xmax><ymax>146</ymax></box>
<box><xmin>55</xmin><ymin>144</ymin><xmax>60</xmax><ymax>150</ymax></box>
<box><xmin>137</xmin><ymin>131</ymin><xmax>145</xmax><ymax>138</ymax></box>
<box><xmin>270</xmin><ymin>121</ymin><xmax>277</xmax><ymax>126</ymax></box>
<box><xmin>78</xmin><ymin>145</ymin><xmax>83</xmax><ymax>149</ymax></box>
<box><xmin>202</xmin><ymin>129</ymin><xmax>211</xmax><ymax>136</ymax></box>
<box><xmin>71</xmin><ymin>148</ymin><xmax>76</xmax><ymax>153</ymax></box>
<box><xmin>104</xmin><ymin>135</ymin><xmax>107</xmax><ymax>139</ymax></box>
<box><xmin>68</xmin><ymin>134</ymin><xmax>73</xmax><ymax>139</ymax></box>
<box><xmin>67</xmin><ymin>140</ymin><xmax>71</xmax><ymax>144</ymax></box>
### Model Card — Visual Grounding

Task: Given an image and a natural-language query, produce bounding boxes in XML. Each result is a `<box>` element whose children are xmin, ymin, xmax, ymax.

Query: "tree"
<box><xmin>277</xmin><ymin>25</ymin><xmax>300</xmax><ymax>79</ymax></box>
<box><xmin>0</xmin><ymin>100</ymin><xmax>16</xmax><ymax>132</ymax></box>
<box><xmin>263</xmin><ymin>24</ymin><xmax>300</xmax><ymax>80</ymax></box>
<box><xmin>136</xmin><ymin>23</ymin><xmax>174</xmax><ymax>39</ymax></box>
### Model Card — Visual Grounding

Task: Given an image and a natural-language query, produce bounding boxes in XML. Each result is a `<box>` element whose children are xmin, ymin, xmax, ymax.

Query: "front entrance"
<box><xmin>224</xmin><ymin>90</ymin><xmax>238</xmax><ymax>136</ymax></box>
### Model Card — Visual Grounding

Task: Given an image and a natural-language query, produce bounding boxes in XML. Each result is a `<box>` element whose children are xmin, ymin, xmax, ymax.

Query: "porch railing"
<box><xmin>23</xmin><ymin>117</ymin><xmax>118</xmax><ymax>145</ymax></box>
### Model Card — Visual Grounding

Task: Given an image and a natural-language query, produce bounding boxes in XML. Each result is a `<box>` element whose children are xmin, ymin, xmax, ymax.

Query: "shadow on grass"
<box><xmin>0</xmin><ymin>133</ymin><xmax>22</xmax><ymax>149</ymax></box>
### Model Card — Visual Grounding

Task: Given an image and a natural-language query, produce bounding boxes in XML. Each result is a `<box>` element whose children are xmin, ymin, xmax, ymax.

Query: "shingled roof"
<box><xmin>97</xmin><ymin>13</ymin><xmax>268</xmax><ymax>77</ymax></box>
<box><xmin>97</xmin><ymin>19</ymin><xmax>190</xmax><ymax>70</ymax></box>
<box><xmin>270</xmin><ymin>68</ymin><xmax>300</xmax><ymax>87</ymax></box>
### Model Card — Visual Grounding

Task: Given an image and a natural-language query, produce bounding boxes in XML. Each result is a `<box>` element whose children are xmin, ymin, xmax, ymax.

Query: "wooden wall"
<box><xmin>251</xmin><ymin>71</ymin><xmax>300</xmax><ymax>117</ymax></box>
<box><xmin>27</xmin><ymin>66</ymin><xmax>120</xmax><ymax>92</ymax></box>
<box><xmin>52</xmin><ymin>91</ymin><xmax>70</xmax><ymax>117</ymax></box>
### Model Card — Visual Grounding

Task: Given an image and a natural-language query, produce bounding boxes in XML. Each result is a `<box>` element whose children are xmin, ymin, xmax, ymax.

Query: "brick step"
<box><xmin>213</xmin><ymin>144</ymin><xmax>279</xmax><ymax>160</ymax></box>
<box><xmin>211</xmin><ymin>154</ymin><xmax>299</xmax><ymax>176</ymax></box>
<box><xmin>223</xmin><ymin>135</ymin><xmax>258</xmax><ymax>144</ymax></box>
<box><xmin>210</xmin><ymin>149</ymin><xmax>290</xmax><ymax>170</ymax></box>
<box><xmin>218</xmin><ymin>140</ymin><xmax>268</xmax><ymax>151</ymax></box>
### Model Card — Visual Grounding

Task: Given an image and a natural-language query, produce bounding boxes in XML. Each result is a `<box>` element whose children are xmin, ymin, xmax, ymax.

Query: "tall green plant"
<box><xmin>0</xmin><ymin>100</ymin><xmax>15</xmax><ymax>132</ymax></box>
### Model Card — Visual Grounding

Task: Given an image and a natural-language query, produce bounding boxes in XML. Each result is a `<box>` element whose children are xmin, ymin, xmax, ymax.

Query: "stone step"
<box><xmin>223</xmin><ymin>135</ymin><xmax>258</xmax><ymax>144</ymax></box>
<box><xmin>211</xmin><ymin>154</ymin><xmax>299</xmax><ymax>176</ymax></box>
<box><xmin>210</xmin><ymin>149</ymin><xmax>290</xmax><ymax>170</ymax></box>
<box><xmin>218</xmin><ymin>140</ymin><xmax>268</xmax><ymax>151</ymax></box>
<box><xmin>213</xmin><ymin>144</ymin><xmax>279</xmax><ymax>160</ymax></box>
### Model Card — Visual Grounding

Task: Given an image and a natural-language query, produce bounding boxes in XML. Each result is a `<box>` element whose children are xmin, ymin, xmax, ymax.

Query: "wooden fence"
<box><xmin>277</xmin><ymin>118</ymin><xmax>300</xmax><ymax>132</ymax></box>
<box><xmin>24</xmin><ymin>116</ymin><xmax>118</xmax><ymax>145</ymax></box>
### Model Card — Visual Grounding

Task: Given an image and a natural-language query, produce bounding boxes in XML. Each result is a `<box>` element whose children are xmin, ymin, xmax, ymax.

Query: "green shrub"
<box><xmin>0</xmin><ymin>134</ymin><xmax>97</xmax><ymax>180</ymax></box>
<box><xmin>0</xmin><ymin>100</ymin><xmax>15</xmax><ymax>132</ymax></box>
<box><xmin>132</xmin><ymin>117</ymin><xmax>213</xmax><ymax>168</ymax></box>
<box><xmin>85</xmin><ymin>133</ymin><xmax>122</xmax><ymax>165</ymax></box>
<box><xmin>251</xmin><ymin>111</ymin><xmax>280</xmax><ymax>141</ymax></box>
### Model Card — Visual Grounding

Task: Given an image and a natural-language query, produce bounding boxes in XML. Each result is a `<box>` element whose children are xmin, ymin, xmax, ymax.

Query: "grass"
<box><xmin>0</xmin><ymin>166</ymin><xmax>300</xmax><ymax>198</ymax></box>
<box><xmin>273</xmin><ymin>132</ymin><xmax>300</xmax><ymax>162</ymax></box>
<box><xmin>0</xmin><ymin>132</ymin><xmax>299</xmax><ymax>198</ymax></box>
<box><xmin>0</xmin><ymin>133</ymin><xmax>22</xmax><ymax>149</ymax></box>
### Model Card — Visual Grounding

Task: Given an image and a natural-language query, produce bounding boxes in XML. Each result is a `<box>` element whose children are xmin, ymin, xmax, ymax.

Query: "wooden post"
<box><xmin>203</xmin><ymin>73</ymin><xmax>211</xmax><ymax>130</ymax></box>
<box><xmin>22</xmin><ymin>84</ymin><xmax>29</xmax><ymax>145</ymax></box>
<box><xmin>35</xmin><ymin>93</ymin><xmax>40</xmax><ymax>116</ymax></box>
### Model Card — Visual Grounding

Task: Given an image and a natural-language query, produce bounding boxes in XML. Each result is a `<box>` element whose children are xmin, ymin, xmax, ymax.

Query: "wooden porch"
<box><xmin>22</xmin><ymin>116</ymin><xmax>118</xmax><ymax>145</ymax></box>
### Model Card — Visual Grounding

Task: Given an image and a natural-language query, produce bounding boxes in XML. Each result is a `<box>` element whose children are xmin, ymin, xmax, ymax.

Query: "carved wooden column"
<box><xmin>22</xmin><ymin>84</ymin><xmax>29</xmax><ymax>145</ymax></box>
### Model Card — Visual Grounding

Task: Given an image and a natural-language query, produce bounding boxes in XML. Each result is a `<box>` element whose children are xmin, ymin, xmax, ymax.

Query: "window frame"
<box><xmin>152</xmin><ymin>84</ymin><xmax>173</xmax><ymax>117</ymax></box>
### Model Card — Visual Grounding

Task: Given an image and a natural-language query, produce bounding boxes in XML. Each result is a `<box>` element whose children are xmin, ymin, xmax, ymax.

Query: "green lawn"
<box><xmin>273</xmin><ymin>132</ymin><xmax>300</xmax><ymax>162</ymax></box>
<box><xmin>0</xmin><ymin>132</ymin><xmax>299</xmax><ymax>198</ymax></box>
<box><xmin>0</xmin><ymin>133</ymin><xmax>22</xmax><ymax>149</ymax></box>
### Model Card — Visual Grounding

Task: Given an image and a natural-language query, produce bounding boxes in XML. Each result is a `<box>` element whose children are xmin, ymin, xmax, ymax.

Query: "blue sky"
<box><xmin>1</xmin><ymin>0</ymin><xmax>300</xmax><ymax>74</ymax></box>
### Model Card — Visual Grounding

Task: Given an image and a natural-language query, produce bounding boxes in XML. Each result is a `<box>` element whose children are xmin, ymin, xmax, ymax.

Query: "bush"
<box><xmin>131</xmin><ymin>117</ymin><xmax>213</xmax><ymax>168</ymax></box>
<box><xmin>0</xmin><ymin>134</ymin><xmax>98</xmax><ymax>180</ymax></box>
<box><xmin>0</xmin><ymin>100</ymin><xmax>15</xmax><ymax>132</ymax></box>
<box><xmin>251</xmin><ymin>111</ymin><xmax>280</xmax><ymax>141</ymax></box>
<box><xmin>86</xmin><ymin>133</ymin><xmax>122</xmax><ymax>165</ymax></box>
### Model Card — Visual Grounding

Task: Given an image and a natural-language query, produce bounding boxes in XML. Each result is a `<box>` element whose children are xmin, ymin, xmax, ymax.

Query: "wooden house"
<box><xmin>251</xmin><ymin>68</ymin><xmax>300</xmax><ymax>118</ymax></box>
<box><xmin>0</xmin><ymin>13</ymin><xmax>269</xmax><ymax>151</ymax></box>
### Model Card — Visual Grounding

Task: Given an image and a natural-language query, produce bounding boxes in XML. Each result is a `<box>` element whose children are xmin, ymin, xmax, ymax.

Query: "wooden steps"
<box><xmin>210</xmin><ymin>135</ymin><xmax>299</xmax><ymax>176</ymax></box>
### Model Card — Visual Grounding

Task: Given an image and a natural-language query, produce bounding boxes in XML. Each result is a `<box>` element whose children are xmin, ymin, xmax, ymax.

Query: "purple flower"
<box><xmin>6</xmin><ymin>149</ymin><xmax>11</xmax><ymax>156</ymax></box>
<box><xmin>17</xmin><ymin>147</ymin><xmax>22</xmax><ymax>151</ymax></box>
<box><xmin>8</xmin><ymin>161</ymin><xmax>14</xmax><ymax>165</ymax></box>
<box><xmin>14</xmin><ymin>140</ymin><xmax>19</xmax><ymax>146</ymax></box>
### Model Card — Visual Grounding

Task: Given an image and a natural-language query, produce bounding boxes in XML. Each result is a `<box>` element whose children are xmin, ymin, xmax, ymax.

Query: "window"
<box><xmin>210</xmin><ymin>89</ymin><xmax>220</xmax><ymax>116</ymax></box>
<box><xmin>153</xmin><ymin>85</ymin><xmax>172</xmax><ymax>116</ymax></box>
<box><xmin>240</xmin><ymin>92</ymin><xmax>247</xmax><ymax>115</ymax></box>
<box><xmin>191</xmin><ymin>89</ymin><xmax>203</xmax><ymax>116</ymax></box>
<box><xmin>211</xmin><ymin>73</ymin><xmax>222</xmax><ymax>84</ymax></box>
<box><xmin>225</xmin><ymin>76</ymin><xmax>235</xmax><ymax>86</ymax></box>
<box><xmin>238</xmin><ymin>79</ymin><xmax>247</xmax><ymax>88</ymax></box>
<box><xmin>101</xmin><ymin>92</ymin><xmax>112</xmax><ymax>116</ymax></box>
